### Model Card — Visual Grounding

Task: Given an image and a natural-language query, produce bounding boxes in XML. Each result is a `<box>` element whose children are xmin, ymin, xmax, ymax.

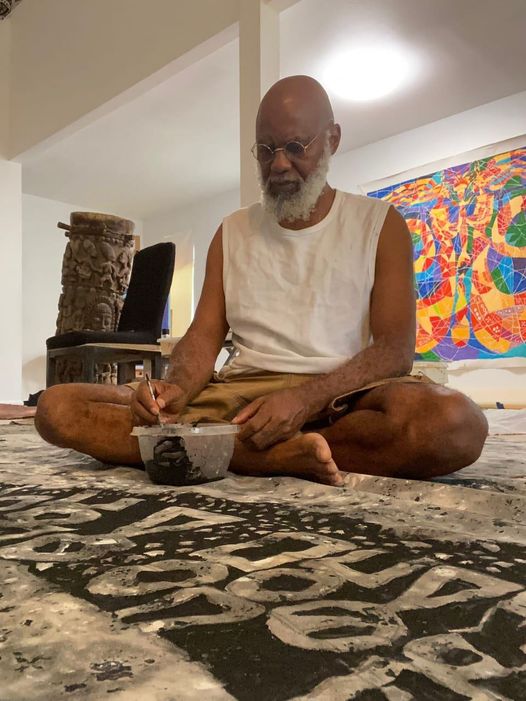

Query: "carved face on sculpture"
<box><xmin>78</xmin><ymin>261</ymin><xmax>93</xmax><ymax>279</ymax></box>
<box><xmin>91</xmin><ymin>302</ymin><xmax>113</xmax><ymax>332</ymax></box>
<box><xmin>82</xmin><ymin>239</ymin><xmax>98</xmax><ymax>258</ymax></box>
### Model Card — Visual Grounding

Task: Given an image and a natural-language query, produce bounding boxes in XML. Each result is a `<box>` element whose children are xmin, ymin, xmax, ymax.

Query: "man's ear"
<box><xmin>329</xmin><ymin>123</ymin><xmax>341</xmax><ymax>155</ymax></box>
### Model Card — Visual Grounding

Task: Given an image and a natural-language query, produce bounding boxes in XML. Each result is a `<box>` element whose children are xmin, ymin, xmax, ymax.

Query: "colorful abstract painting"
<box><xmin>368</xmin><ymin>147</ymin><xmax>526</xmax><ymax>361</ymax></box>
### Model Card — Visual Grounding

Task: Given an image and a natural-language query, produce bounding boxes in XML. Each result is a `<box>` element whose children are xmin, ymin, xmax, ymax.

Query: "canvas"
<box><xmin>1</xmin><ymin>424</ymin><xmax>525</xmax><ymax>700</ymax></box>
<box><xmin>368</xmin><ymin>146</ymin><xmax>526</xmax><ymax>361</ymax></box>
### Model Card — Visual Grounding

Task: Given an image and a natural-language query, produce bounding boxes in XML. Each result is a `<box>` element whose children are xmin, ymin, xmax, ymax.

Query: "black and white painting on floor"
<box><xmin>0</xmin><ymin>424</ymin><xmax>525</xmax><ymax>700</ymax></box>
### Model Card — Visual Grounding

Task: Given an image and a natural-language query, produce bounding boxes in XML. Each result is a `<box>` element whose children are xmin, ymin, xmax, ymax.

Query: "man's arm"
<box><xmin>131</xmin><ymin>225</ymin><xmax>229</xmax><ymax>424</ymax></box>
<box><xmin>234</xmin><ymin>207</ymin><xmax>416</xmax><ymax>448</ymax></box>
<box><xmin>165</xmin><ymin>225</ymin><xmax>229</xmax><ymax>394</ymax></box>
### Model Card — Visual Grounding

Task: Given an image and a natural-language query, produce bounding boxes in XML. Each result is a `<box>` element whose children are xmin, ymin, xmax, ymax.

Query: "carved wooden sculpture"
<box><xmin>54</xmin><ymin>212</ymin><xmax>135</xmax><ymax>383</ymax></box>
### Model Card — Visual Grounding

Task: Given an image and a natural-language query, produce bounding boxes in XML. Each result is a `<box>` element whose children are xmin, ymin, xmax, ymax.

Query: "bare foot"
<box><xmin>294</xmin><ymin>433</ymin><xmax>344</xmax><ymax>486</ymax></box>
<box><xmin>231</xmin><ymin>431</ymin><xmax>344</xmax><ymax>487</ymax></box>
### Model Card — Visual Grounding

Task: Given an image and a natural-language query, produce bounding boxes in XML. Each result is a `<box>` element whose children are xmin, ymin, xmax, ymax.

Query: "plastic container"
<box><xmin>131</xmin><ymin>423</ymin><xmax>239</xmax><ymax>486</ymax></box>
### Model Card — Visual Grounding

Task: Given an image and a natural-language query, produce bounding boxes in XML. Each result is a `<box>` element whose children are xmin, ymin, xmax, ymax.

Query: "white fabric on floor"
<box><xmin>484</xmin><ymin>408</ymin><xmax>526</xmax><ymax>435</ymax></box>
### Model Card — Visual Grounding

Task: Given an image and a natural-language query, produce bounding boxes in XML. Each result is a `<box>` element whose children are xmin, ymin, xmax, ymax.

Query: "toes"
<box><xmin>328</xmin><ymin>466</ymin><xmax>345</xmax><ymax>487</ymax></box>
<box><xmin>317</xmin><ymin>462</ymin><xmax>344</xmax><ymax>487</ymax></box>
<box><xmin>318</xmin><ymin>472</ymin><xmax>343</xmax><ymax>487</ymax></box>
<box><xmin>334</xmin><ymin>471</ymin><xmax>345</xmax><ymax>487</ymax></box>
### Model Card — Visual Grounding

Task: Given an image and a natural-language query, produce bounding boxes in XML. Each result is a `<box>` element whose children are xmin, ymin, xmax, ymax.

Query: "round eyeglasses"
<box><xmin>251</xmin><ymin>133</ymin><xmax>320</xmax><ymax>164</ymax></box>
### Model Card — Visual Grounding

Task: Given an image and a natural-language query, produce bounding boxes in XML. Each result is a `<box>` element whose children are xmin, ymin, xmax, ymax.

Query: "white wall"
<box><xmin>0</xmin><ymin>159</ymin><xmax>23</xmax><ymax>403</ymax></box>
<box><xmin>21</xmin><ymin>195</ymin><xmax>80</xmax><ymax>398</ymax></box>
<box><xmin>142</xmin><ymin>188</ymin><xmax>240</xmax><ymax>318</ymax></box>
<box><xmin>21</xmin><ymin>194</ymin><xmax>143</xmax><ymax>398</ymax></box>
<box><xmin>0</xmin><ymin>19</ymin><xmax>23</xmax><ymax>403</ymax></box>
<box><xmin>447</xmin><ymin>364</ymin><xmax>525</xmax><ymax>408</ymax></box>
<box><xmin>0</xmin><ymin>18</ymin><xmax>11</xmax><ymax>159</ymax></box>
<box><xmin>330</xmin><ymin>91</ymin><xmax>526</xmax><ymax>407</ymax></box>
<box><xmin>142</xmin><ymin>189</ymin><xmax>239</xmax><ymax>371</ymax></box>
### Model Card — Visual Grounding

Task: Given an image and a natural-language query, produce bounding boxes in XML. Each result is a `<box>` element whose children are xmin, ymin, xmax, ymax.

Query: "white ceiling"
<box><xmin>20</xmin><ymin>39</ymin><xmax>240</xmax><ymax>221</ymax></box>
<box><xmin>20</xmin><ymin>0</ymin><xmax>526</xmax><ymax>220</ymax></box>
<box><xmin>282</xmin><ymin>0</ymin><xmax>526</xmax><ymax>153</ymax></box>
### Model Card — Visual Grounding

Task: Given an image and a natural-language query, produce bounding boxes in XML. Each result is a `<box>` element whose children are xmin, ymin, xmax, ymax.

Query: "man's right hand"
<box><xmin>130</xmin><ymin>380</ymin><xmax>189</xmax><ymax>425</ymax></box>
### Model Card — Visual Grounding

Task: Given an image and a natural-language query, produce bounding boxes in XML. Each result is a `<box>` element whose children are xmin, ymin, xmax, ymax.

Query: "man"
<box><xmin>36</xmin><ymin>76</ymin><xmax>488</xmax><ymax>486</ymax></box>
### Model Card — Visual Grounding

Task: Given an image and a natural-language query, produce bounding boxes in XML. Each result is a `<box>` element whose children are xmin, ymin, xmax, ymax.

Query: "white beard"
<box><xmin>258</xmin><ymin>138</ymin><xmax>332</xmax><ymax>224</ymax></box>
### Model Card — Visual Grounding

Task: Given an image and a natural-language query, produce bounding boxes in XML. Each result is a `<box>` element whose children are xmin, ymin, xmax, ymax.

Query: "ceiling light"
<box><xmin>322</xmin><ymin>44</ymin><xmax>416</xmax><ymax>102</ymax></box>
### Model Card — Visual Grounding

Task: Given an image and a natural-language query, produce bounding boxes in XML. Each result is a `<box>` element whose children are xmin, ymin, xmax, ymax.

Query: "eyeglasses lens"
<box><xmin>256</xmin><ymin>145</ymin><xmax>273</xmax><ymax>162</ymax></box>
<box><xmin>284</xmin><ymin>141</ymin><xmax>306</xmax><ymax>158</ymax></box>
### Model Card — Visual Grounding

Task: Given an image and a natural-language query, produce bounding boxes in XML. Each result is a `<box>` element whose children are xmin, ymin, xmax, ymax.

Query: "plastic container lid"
<box><xmin>131</xmin><ymin>423</ymin><xmax>239</xmax><ymax>438</ymax></box>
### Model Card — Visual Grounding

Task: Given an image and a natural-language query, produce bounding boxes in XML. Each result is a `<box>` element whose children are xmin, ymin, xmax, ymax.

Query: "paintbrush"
<box><xmin>145</xmin><ymin>373</ymin><xmax>162</xmax><ymax>426</ymax></box>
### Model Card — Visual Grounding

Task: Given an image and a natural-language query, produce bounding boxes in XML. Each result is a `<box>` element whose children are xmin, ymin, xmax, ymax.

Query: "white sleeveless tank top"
<box><xmin>221</xmin><ymin>190</ymin><xmax>390</xmax><ymax>376</ymax></box>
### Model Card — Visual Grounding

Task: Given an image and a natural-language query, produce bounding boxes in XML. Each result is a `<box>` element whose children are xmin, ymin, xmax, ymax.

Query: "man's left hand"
<box><xmin>232</xmin><ymin>388</ymin><xmax>310</xmax><ymax>450</ymax></box>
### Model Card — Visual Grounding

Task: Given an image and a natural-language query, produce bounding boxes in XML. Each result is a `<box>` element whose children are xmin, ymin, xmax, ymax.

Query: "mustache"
<box><xmin>266</xmin><ymin>176</ymin><xmax>302</xmax><ymax>191</ymax></box>
<box><xmin>268</xmin><ymin>177</ymin><xmax>298</xmax><ymax>184</ymax></box>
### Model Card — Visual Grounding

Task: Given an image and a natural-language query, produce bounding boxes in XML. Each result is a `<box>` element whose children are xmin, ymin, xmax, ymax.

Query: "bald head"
<box><xmin>257</xmin><ymin>75</ymin><xmax>335</xmax><ymax>136</ymax></box>
<box><xmin>255</xmin><ymin>76</ymin><xmax>341</xmax><ymax>226</ymax></box>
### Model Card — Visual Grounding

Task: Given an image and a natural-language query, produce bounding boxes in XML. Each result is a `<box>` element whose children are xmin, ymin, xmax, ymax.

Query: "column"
<box><xmin>239</xmin><ymin>0</ymin><xmax>280</xmax><ymax>207</ymax></box>
<box><xmin>0</xmin><ymin>159</ymin><xmax>23</xmax><ymax>402</ymax></box>
<box><xmin>0</xmin><ymin>19</ymin><xmax>23</xmax><ymax>402</ymax></box>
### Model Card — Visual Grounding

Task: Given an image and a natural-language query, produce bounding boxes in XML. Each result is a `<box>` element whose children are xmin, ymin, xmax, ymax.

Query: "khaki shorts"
<box><xmin>127</xmin><ymin>371</ymin><xmax>434</xmax><ymax>426</ymax></box>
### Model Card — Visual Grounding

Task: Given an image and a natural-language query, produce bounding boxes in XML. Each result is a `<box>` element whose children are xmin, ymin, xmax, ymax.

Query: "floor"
<box><xmin>0</xmin><ymin>424</ymin><xmax>525</xmax><ymax>700</ymax></box>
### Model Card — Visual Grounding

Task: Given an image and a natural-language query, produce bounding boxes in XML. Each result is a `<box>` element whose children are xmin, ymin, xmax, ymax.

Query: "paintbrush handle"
<box><xmin>145</xmin><ymin>373</ymin><xmax>162</xmax><ymax>426</ymax></box>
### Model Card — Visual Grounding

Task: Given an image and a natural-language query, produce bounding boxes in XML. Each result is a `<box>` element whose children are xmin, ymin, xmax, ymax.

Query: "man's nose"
<box><xmin>270</xmin><ymin>148</ymin><xmax>292</xmax><ymax>172</ymax></box>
